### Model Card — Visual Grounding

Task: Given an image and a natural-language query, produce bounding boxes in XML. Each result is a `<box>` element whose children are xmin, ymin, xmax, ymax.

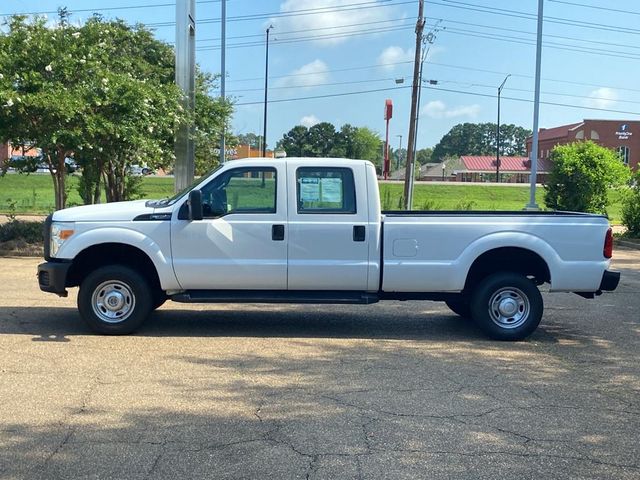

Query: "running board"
<box><xmin>170</xmin><ymin>290</ymin><xmax>380</xmax><ymax>305</ymax></box>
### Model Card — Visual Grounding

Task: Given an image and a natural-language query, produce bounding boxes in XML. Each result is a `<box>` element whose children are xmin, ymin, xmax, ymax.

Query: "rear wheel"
<box><xmin>445</xmin><ymin>298</ymin><xmax>471</xmax><ymax>318</ymax></box>
<box><xmin>78</xmin><ymin>265</ymin><xmax>152</xmax><ymax>334</ymax></box>
<box><xmin>470</xmin><ymin>272</ymin><xmax>543</xmax><ymax>341</ymax></box>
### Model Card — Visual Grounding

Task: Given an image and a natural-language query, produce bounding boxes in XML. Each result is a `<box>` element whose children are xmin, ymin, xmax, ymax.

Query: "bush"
<box><xmin>544</xmin><ymin>141</ymin><xmax>630</xmax><ymax>215</ymax></box>
<box><xmin>622</xmin><ymin>172</ymin><xmax>640</xmax><ymax>237</ymax></box>
<box><xmin>0</xmin><ymin>220</ymin><xmax>45</xmax><ymax>243</ymax></box>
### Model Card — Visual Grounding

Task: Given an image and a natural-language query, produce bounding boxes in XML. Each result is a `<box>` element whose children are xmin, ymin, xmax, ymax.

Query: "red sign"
<box><xmin>384</xmin><ymin>99</ymin><xmax>393</xmax><ymax>120</ymax></box>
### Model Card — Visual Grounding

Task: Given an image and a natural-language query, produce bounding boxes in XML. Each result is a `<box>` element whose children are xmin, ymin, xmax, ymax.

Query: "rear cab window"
<box><xmin>296</xmin><ymin>167</ymin><xmax>356</xmax><ymax>214</ymax></box>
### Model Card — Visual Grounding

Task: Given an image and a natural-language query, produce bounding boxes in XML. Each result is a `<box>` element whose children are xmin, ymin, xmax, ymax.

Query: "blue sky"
<box><xmin>2</xmin><ymin>0</ymin><xmax>639</xmax><ymax>151</ymax></box>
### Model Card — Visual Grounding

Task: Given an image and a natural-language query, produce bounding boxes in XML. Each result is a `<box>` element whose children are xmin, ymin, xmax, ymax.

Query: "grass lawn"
<box><xmin>0</xmin><ymin>173</ymin><xmax>625</xmax><ymax>223</ymax></box>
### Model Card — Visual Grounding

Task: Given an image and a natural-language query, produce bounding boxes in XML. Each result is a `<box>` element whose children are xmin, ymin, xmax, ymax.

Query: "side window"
<box><xmin>200</xmin><ymin>167</ymin><xmax>276</xmax><ymax>217</ymax></box>
<box><xmin>296</xmin><ymin>167</ymin><xmax>356</xmax><ymax>214</ymax></box>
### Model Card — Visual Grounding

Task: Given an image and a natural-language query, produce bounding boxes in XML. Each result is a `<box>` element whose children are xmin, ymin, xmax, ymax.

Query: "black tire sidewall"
<box><xmin>445</xmin><ymin>298</ymin><xmax>472</xmax><ymax>318</ymax></box>
<box><xmin>78</xmin><ymin>265</ymin><xmax>152</xmax><ymax>335</ymax></box>
<box><xmin>470</xmin><ymin>273</ymin><xmax>543</xmax><ymax>341</ymax></box>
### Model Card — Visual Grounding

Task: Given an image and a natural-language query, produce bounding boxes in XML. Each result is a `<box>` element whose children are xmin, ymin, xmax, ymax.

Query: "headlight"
<box><xmin>50</xmin><ymin>222</ymin><xmax>75</xmax><ymax>257</ymax></box>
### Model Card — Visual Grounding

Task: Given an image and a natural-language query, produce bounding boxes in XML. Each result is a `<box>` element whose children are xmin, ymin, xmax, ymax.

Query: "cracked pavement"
<box><xmin>0</xmin><ymin>249</ymin><xmax>639</xmax><ymax>479</ymax></box>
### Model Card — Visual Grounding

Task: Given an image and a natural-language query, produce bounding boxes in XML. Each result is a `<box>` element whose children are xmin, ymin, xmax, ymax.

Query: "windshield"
<box><xmin>147</xmin><ymin>165</ymin><xmax>223</xmax><ymax>208</ymax></box>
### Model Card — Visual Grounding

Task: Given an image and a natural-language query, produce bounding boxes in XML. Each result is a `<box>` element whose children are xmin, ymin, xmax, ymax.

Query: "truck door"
<box><xmin>171</xmin><ymin>165</ymin><xmax>287</xmax><ymax>290</ymax></box>
<box><xmin>286</xmin><ymin>164</ymin><xmax>370</xmax><ymax>291</ymax></box>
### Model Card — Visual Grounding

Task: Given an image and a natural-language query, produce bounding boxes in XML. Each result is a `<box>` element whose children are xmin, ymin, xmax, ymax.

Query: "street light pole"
<box><xmin>219</xmin><ymin>0</ymin><xmax>226</xmax><ymax>164</ymax></box>
<box><xmin>496</xmin><ymin>74</ymin><xmax>510</xmax><ymax>183</ymax></box>
<box><xmin>527</xmin><ymin>0</ymin><xmax>544</xmax><ymax>210</ymax></box>
<box><xmin>396</xmin><ymin>134</ymin><xmax>402</xmax><ymax>169</ymax></box>
<box><xmin>262</xmin><ymin>25</ymin><xmax>274</xmax><ymax>158</ymax></box>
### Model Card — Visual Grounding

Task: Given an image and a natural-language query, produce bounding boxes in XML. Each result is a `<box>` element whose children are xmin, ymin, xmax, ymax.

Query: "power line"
<box><xmin>197</xmin><ymin>16</ymin><xmax>412</xmax><ymax>43</ymax></box>
<box><xmin>237</xmin><ymin>83</ymin><xmax>640</xmax><ymax>117</ymax></box>
<box><xmin>548</xmin><ymin>0</ymin><xmax>640</xmax><ymax>16</ymax></box>
<box><xmin>148</xmin><ymin>0</ymin><xmax>413</xmax><ymax>27</ymax></box>
<box><xmin>235</xmin><ymin>85</ymin><xmax>410</xmax><ymax>105</ymax></box>
<box><xmin>228</xmin><ymin>70</ymin><xmax>640</xmax><ymax>108</ymax></box>
<box><xmin>230</xmin><ymin>60</ymin><xmax>413</xmax><ymax>83</ymax></box>
<box><xmin>428</xmin><ymin>0</ymin><xmax>640</xmax><ymax>36</ymax></box>
<box><xmin>0</xmin><ymin>0</ymin><xmax>222</xmax><ymax>16</ymax></box>
<box><xmin>425</xmin><ymin>15</ymin><xmax>640</xmax><ymax>52</ymax></box>
<box><xmin>196</xmin><ymin>24</ymin><xmax>413</xmax><ymax>51</ymax></box>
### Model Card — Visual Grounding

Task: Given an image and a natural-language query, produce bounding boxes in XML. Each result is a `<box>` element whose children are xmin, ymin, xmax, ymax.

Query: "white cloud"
<box><xmin>277</xmin><ymin>59</ymin><xmax>329</xmax><ymax>88</ymax></box>
<box><xmin>585</xmin><ymin>87</ymin><xmax>618</xmax><ymax>109</ymax></box>
<box><xmin>422</xmin><ymin>100</ymin><xmax>481</xmax><ymax>119</ymax></box>
<box><xmin>300</xmin><ymin>114</ymin><xmax>320</xmax><ymax>127</ymax></box>
<box><xmin>377</xmin><ymin>46</ymin><xmax>414</xmax><ymax>70</ymax></box>
<box><xmin>275</xmin><ymin>0</ymin><xmax>393</xmax><ymax>46</ymax></box>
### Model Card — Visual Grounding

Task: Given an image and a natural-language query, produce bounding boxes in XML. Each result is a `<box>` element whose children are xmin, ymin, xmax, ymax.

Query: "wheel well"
<box><xmin>464</xmin><ymin>247</ymin><xmax>550</xmax><ymax>292</ymax></box>
<box><xmin>66</xmin><ymin>243</ymin><xmax>161</xmax><ymax>292</ymax></box>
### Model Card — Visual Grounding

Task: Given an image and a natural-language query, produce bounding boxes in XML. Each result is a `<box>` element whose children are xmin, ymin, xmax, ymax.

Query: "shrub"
<box><xmin>622</xmin><ymin>172</ymin><xmax>640</xmax><ymax>237</ymax></box>
<box><xmin>544</xmin><ymin>141</ymin><xmax>630</xmax><ymax>215</ymax></box>
<box><xmin>0</xmin><ymin>220</ymin><xmax>45</xmax><ymax>243</ymax></box>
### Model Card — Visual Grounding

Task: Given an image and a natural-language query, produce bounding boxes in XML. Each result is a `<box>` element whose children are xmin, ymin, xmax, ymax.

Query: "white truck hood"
<box><xmin>52</xmin><ymin>200</ymin><xmax>156</xmax><ymax>222</ymax></box>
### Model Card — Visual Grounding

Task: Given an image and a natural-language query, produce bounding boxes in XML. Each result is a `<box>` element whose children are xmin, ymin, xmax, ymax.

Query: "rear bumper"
<box><xmin>599</xmin><ymin>270</ymin><xmax>620</xmax><ymax>292</ymax></box>
<box><xmin>38</xmin><ymin>261</ymin><xmax>71</xmax><ymax>297</ymax></box>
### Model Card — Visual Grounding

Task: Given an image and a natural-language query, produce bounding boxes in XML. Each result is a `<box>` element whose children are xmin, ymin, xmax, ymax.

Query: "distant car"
<box><xmin>130</xmin><ymin>165</ymin><xmax>153</xmax><ymax>176</ymax></box>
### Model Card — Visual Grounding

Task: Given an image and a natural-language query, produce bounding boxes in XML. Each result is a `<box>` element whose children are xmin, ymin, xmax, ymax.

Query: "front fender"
<box><xmin>56</xmin><ymin>226</ymin><xmax>180</xmax><ymax>290</ymax></box>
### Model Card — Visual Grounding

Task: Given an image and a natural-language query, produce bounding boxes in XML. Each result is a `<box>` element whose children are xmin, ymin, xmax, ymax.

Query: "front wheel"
<box><xmin>470</xmin><ymin>273</ymin><xmax>543</xmax><ymax>341</ymax></box>
<box><xmin>78</xmin><ymin>265</ymin><xmax>152</xmax><ymax>334</ymax></box>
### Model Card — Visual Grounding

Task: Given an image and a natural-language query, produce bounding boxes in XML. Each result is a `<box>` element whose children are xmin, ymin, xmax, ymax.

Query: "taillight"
<box><xmin>604</xmin><ymin>227</ymin><xmax>613</xmax><ymax>259</ymax></box>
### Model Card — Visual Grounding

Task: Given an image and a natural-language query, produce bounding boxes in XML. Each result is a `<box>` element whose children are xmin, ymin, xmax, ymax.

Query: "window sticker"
<box><xmin>320</xmin><ymin>177</ymin><xmax>343</xmax><ymax>203</ymax></box>
<box><xmin>299</xmin><ymin>177</ymin><xmax>320</xmax><ymax>202</ymax></box>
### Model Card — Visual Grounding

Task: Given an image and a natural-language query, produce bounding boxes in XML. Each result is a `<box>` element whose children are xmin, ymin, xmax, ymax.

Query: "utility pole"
<box><xmin>403</xmin><ymin>0</ymin><xmax>424</xmax><ymax>210</ymax></box>
<box><xmin>262</xmin><ymin>25</ymin><xmax>274</xmax><ymax>157</ymax></box>
<box><xmin>219</xmin><ymin>0</ymin><xmax>226</xmax><ymax>164</ymax></box>
<box><xmin>527</xmin><ymin>0</ymin><xmax>544</xmax><ymax>210</ymax></box>
<box><xmin>174</xmin><ymin>0</ymin><xmax>196</xmax><ymax>192</ymax></box>
<box><xmin>396</xmin><ymin>134</ymin><xmax>402</xmax><ymax>170</ymax></box>
<box><xmin>496</xmin><ymin>74</ymin><xmax>511</xmax><ymax>183</ymax></box>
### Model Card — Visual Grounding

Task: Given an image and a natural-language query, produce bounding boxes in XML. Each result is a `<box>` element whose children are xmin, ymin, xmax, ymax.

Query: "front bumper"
<box><xmin>38</xmin><ymin>261</ymin><xmax>71</xmax><ymax>297</ymax></box>
<box><xmin>599</xmin><ymin>270</ymin><xmax>620</xmax><ymax>292</ymax></box>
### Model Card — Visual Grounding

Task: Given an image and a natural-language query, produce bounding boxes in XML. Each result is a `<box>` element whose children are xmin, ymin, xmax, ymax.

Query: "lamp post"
<box><xmin>441</xmin><ymin>162</ymin><xmax>445</xmax><ymax>181</ymax></box>
<box><xmin>262</xmin><ymin>25</ymin><xmax>274</xmax><ymax>157</ymax></box>
<box><xmin>496</xmin><ymin>74</ymin><xmax>511</xmax><ymax>183</ymax></box>
<box><xmin>396</xmin><ymin>134</ymin><xmax>403</xmax><ymax>170</ymax></box>
<box><xmin>219</xmin><ymin>0</ymin><xmax>227</xmax><ymax>164</ymax></box>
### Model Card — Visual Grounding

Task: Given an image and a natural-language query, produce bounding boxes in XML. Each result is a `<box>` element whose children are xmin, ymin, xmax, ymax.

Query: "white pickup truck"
<box><xmin>38</xmin><ymin>158</ymin><xmax>619</xmax><ymax>340</ymax></box>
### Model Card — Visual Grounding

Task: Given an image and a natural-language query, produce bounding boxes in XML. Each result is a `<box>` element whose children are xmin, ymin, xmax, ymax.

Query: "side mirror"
<box><xmin>188</xmin><ymin>189</ymin><xmax>203</xmax><ymax>221</ymax></box>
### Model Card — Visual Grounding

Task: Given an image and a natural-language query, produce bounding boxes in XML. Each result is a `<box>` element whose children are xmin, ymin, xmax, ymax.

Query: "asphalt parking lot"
<box><xmin>0</xmin><ymin>250</ymin><xmax>639</xmax><ymax>480</ymax></box>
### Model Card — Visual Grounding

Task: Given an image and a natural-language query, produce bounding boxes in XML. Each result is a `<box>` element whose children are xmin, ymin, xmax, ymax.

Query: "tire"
<box><xmin>445</xmin><ymin>298</ymin><xmax>472</xmax><ymax>318</ymax></box>
<box><xmin>77</xmin><ymin>265</ymin><xmax>152</xmax><ymax>334</ymax></box>
<box><xmin>470</xmin><ymin>272</ymin><xmax>543</xmax><ymax>341</ymax></box>
<box><xmin>151</xmin><ymin>291</ymin><xmax>167</xmax><ymax>311</ymax></box>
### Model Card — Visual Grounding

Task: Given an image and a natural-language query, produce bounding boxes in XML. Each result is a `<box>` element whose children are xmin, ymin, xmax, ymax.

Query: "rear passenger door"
<box><xmin>286</xmin><ymin>164</ymin><xmax>370</xmax><ymax>291</ymax></box>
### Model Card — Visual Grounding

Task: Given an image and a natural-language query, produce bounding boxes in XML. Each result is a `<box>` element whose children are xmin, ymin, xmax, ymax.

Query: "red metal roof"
<box><xmin>527</xmin><ymin>122</ymin><xmax>584</xmax><ymax>142</ymax></box>
<box><xmin>460</xmin><ymin>156</ymin><xmax>551</xmax><ymax>172</ymax></box>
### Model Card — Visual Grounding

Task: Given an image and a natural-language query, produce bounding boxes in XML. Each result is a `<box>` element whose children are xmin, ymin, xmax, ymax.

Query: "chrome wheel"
<box><xmin>488</xmin><ymin>287</ymin><xmax>529</xmax><ymax>329</ymax></box>
<box><xmin>91</xmin><ymin>280</ymin><xmax>136</xmax><ymax>324</ymax></box>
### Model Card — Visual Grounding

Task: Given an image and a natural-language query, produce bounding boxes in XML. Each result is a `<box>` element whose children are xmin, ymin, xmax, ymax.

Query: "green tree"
<box><xmin>416</xmin><ymin>147</ymin><xmax>433</xmax><ymax>164</ymax></box>
<box><xmin>0</xmin><ymin>12</ymin><xmax>231</xmax><ymax>207</ymax></box>
<box><xmin>307</xmin><ymin>122</ymin><xmax>340</xmax><ymax>157</ymax></box>
<box><xmin>544</xmin><ymin>141</ymin><xmax>630</xmax><ymax>215</ymax></box>
<box><xmin>0</xmin><ymin>13</ymin><xmax>89</xmax><ymax>209</ymax></box>
<box><xmin>277</xmin><ymin>125</ymin><xmax>309</xmax><ymax>157</ymax></box>
<box><xmin>351</xmin><ymin>127</ymin><xmax>381</xmax><ymax>161</ymax></box>
<box><xmin>432</xmin><ymin>123</ymin><xmax>531</xmax><ymax>162</ymax></box>
<box><xmin>622</xmin><ymin>171</ymin><xmax>640</xmax><ymax>237</ymax></box>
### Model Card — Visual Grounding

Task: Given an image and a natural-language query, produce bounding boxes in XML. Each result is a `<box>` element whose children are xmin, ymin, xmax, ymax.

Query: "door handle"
<box><xmin>353</xmin><ymin>225</ymin><xmax>366</xmax><ymax>242</ymax></box>
<box><xmin>272</xmin><ymin>224</ymin><xmax>285</xmax><ymax>241</ymax></box>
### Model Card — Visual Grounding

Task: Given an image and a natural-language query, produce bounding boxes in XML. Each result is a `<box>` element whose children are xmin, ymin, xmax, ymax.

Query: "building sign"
<box><xmin>213</xmin><ymin>148</ymin><xmax>238</xmax><ymax>156</ymax></box>
<box><xmin>616</xmin><ymin>124</ymin><xmax>633</xmax><ymax>140</ymax></box>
